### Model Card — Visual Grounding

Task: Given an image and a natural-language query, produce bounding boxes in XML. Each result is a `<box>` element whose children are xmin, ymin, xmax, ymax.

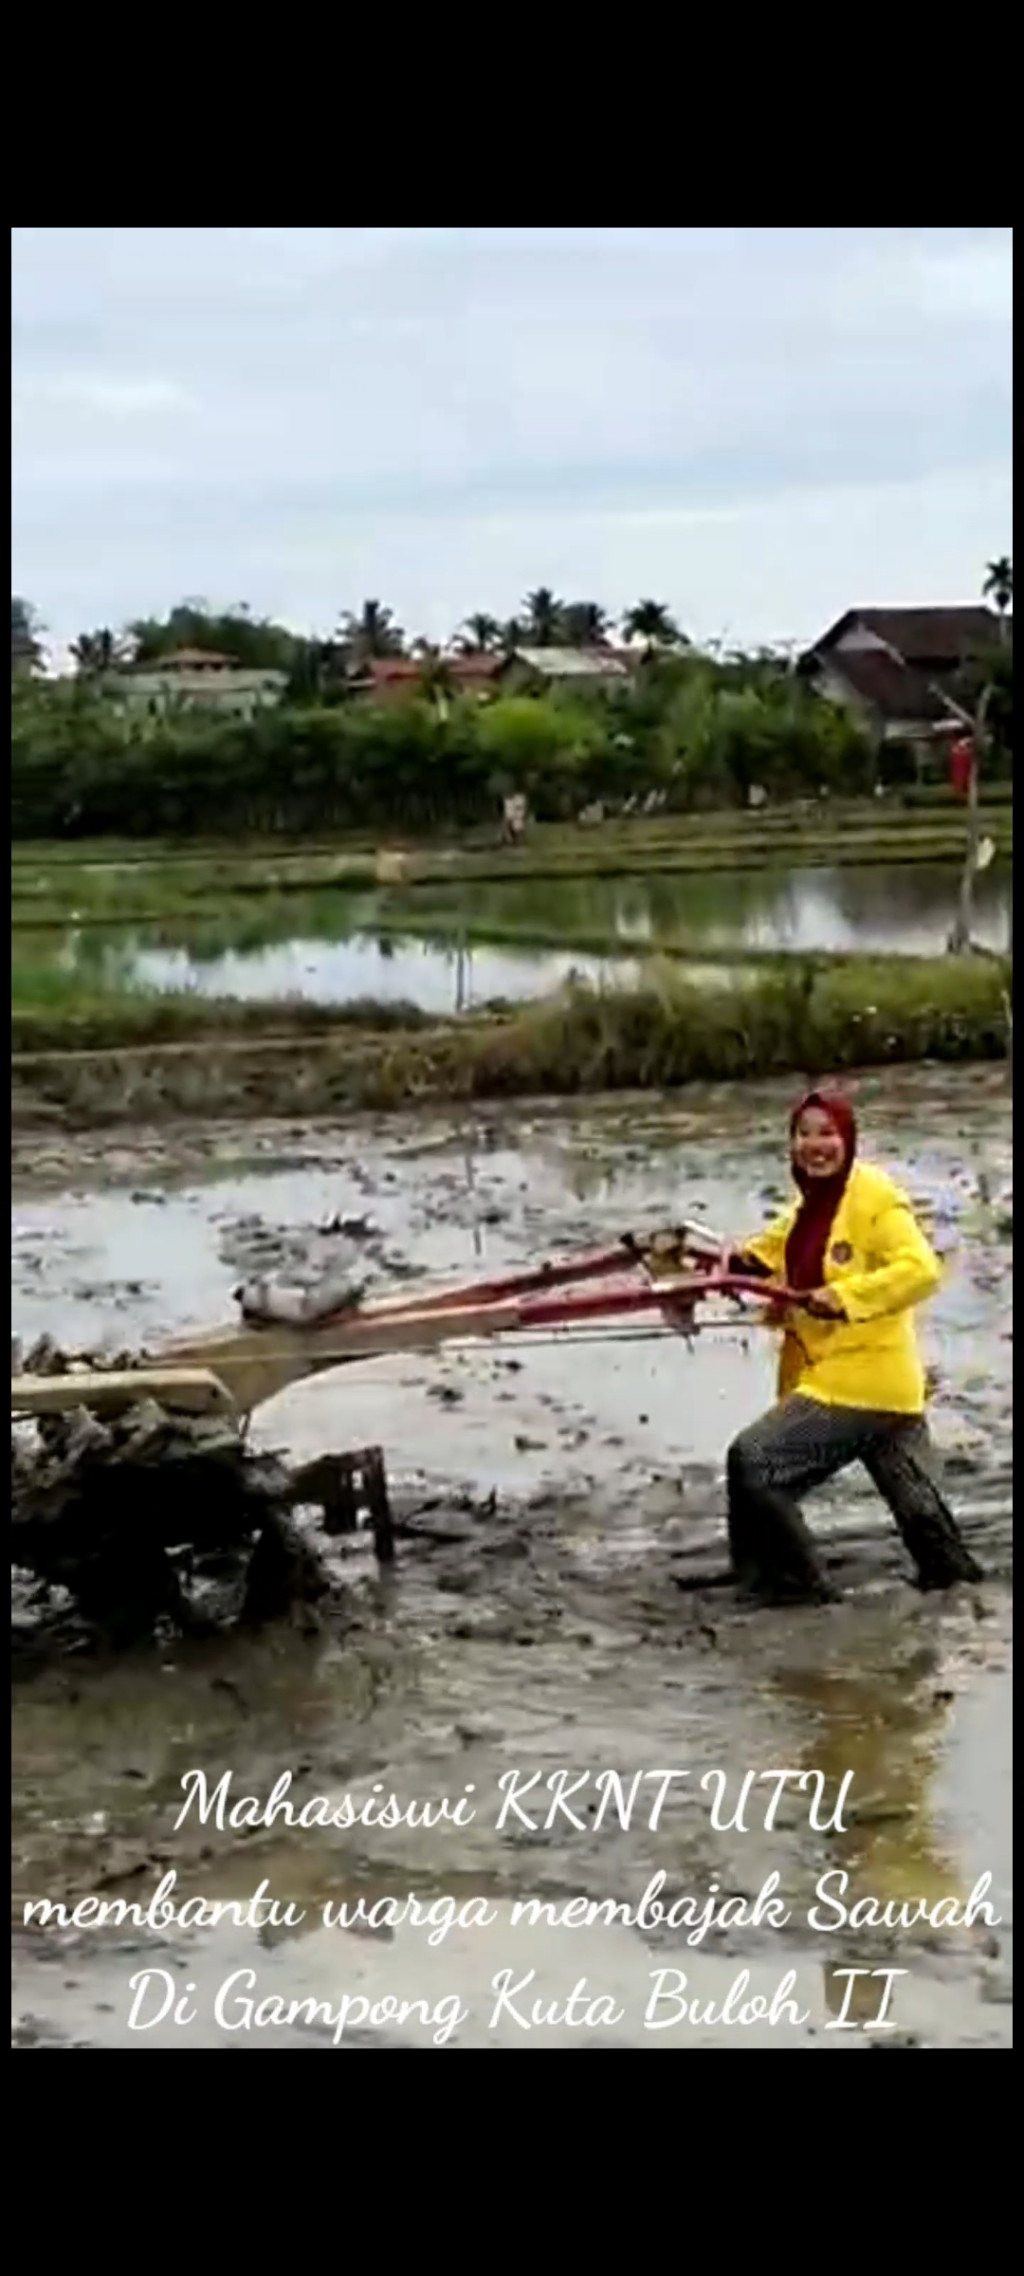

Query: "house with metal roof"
<box><xmin>111</xmin><ymin>647</ymin><xmax>288</xmax><ymax>720</ymax></box>
<box><xmin>498</xmin><ymin>647</ymin><xmax>637</xmax><ymax>694</ymax></box>
<box><xmin>798</xmin><ymin>606</ymin><xmax>1009</xmax><ymax>751</ymax></box>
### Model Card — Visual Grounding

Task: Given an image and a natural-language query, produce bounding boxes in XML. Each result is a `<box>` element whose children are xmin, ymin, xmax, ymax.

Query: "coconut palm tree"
<box><xmin>983</xmin><ymin>556</ymin><xmax>1013</xmax><ymax>634</ymax></box>
<box><xmin>562</xmin><ymin>600</ymin><xmax>612</xmax><ymax>648</ymax></box>
<box><xmin>622</xmin><ymin>598</ymin><xmax>685</xmax><ymax>652</ymax></box>
<box><xmin>286</xmin><ymin>636</ymin><xmax>346</xmax><ymax>702</ymax></box>
<box><xmin>522</xmin><ymin>588</ymin><xmax>565</xmax><ymax>647</ymax></box>
<box><xmin>339</xmin><ymin>599</ymin><xmax>406</xmax><ymax>662</ymax></box>
<box><xmin>418</xmin><ymin>651</ymin><xmax>455</xmax><ymax>695</ymax></box>
<box><xmin>500</xmin><ymin>617</ymin><xmax>526</xmax><ymax>653</ymax></box>
<box><xmin>408</xmin><ymin>645</ymin><xmax>456</xmax><ymax>721</ymax></box>
<box><xmin>457</xmin><ymin>612</ymin><xmax>503</xmax><ymax>653</ymax></box>
<box><xmin>71</xmin><ymin>627</ymin><xmax>128</xmax><ymax>677</ymax></box>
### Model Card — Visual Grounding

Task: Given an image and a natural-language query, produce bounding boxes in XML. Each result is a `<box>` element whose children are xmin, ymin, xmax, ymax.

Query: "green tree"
<box><xmin>457</xmin><ymin>612</ymin><xmax>503</xmax><ymax>652</ymax></box>
<box><xmin>983</xmin><ymin>555</ymin><xmax>1013</xmax><ymax>632</ymax></box>
<box><xmin>476</xmin><ymin>694</ymin><xmax>605</xmax><ymax>813</ymax></box>
<box><xmin>9</xmin><ymin>634</ymin><xmax>882</xmax><ymax>839</ymax></box>
<box><xmin>340</xmin><ymin>599</ymin><xmax>405</xmax><ymax>662</ymax></box>
<box><xmin>129</xmin><ymin>600</ymin><xmax>298</xmax><ymax>670</ymax></box>
<box><xmin>416</xmin><ymin>650</ymin><xmax>456</xmax><ymax>715</ymax></box>
<box><xmin>622</xmin><ymin>598</ymin><xmax>685</xmax><ymax>653</ymax></box>
<box><xmin>522</xmin><ymin>588</ymin><xmax>565</xmax><ymax>646</ymax></box>
<box><xmin>71</xmin><ymin>627</ymin><xmax>131</xmax><ymax>677</ymax></box>
<box><xmin>562</xmin><ymin>601</ymin><xmax>612</xmax><ymax>648</ymax></box>
<box><xmin>285</xmin><ymin>637</ymin><xmax>347</xmax><ymax>704</ymax></box>
<box><xmin>12</xmin><ymin>595</ymin><xmax>44</xmax><ymax>678</ymax></box>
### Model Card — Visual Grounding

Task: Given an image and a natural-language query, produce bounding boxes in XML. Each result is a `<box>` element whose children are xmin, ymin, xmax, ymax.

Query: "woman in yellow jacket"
<box><xmin>723</xmin><ymin>1088</ymin><xmax>983</xmax><ymax>1605</ymax></box>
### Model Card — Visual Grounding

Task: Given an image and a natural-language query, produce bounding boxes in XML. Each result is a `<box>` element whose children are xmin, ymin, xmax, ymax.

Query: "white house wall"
<box><xmin>833</xmin><ymin>624</ymin><xmax>892</xmax><ymax>654</ymax></box>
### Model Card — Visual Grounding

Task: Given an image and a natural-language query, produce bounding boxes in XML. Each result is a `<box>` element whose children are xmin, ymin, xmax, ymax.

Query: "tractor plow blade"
<box><xmin>11</xmin><ymin>1365</ymin><xmax>238</xmax><ymax>1421</ymax></box>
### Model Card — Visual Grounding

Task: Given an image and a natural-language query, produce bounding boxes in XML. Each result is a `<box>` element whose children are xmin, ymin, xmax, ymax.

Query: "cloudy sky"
<box><xmin>11</xmin><ymin>226</ymin><xmax>1013</xmax><ymax>661</ymax></box>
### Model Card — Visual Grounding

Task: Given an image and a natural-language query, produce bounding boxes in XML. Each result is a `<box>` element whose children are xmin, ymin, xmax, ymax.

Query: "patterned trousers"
<box><xmin>726</xmin><ymin>1395</ymin><xmax>984</xmax><ymax>1602</ymax></box>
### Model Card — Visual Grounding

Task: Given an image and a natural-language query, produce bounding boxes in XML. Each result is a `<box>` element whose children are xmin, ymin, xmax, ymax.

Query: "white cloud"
<box><xmin>14</xmin><ymin>372</ymin><xmax>195</xmax><ymax>416</ymax></box>
<box><xmin>10</xmin><ymin>227</ymin><xmax>1012</xmax><ymax>647</ymax></box>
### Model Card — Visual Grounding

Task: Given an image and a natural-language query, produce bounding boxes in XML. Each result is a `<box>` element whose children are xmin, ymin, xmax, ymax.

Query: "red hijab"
<box><xmin>784</xmin><ymin>1089</ymin><xmax>857</xmax><ymax>1291</ymax></box>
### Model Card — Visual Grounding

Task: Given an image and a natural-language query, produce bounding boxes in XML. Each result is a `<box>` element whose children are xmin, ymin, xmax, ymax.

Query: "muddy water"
<box><xmin>11</xmin><ymin>1067</ymin><xmax>1013</xmax><ymax>2049</ymax></box>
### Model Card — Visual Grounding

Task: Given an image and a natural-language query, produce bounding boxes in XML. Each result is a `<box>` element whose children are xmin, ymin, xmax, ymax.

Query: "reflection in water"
<box><xmin>129</xmin><ymin>934</ymin><xmax>647</xmax><ymax>1012</ymax></box>
<box><xmin>774</xmin><ymin>1614</ymin><xmax>968</xmax><ymax>2030</ymax></box>
<box><xmin>36</xmin><ymin>858</ymin><xmax>1013</xmax><ymax>1013</ymax></box>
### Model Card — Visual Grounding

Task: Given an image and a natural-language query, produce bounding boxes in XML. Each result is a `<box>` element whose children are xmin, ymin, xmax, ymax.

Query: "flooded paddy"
<box><xmin>31</xmin><ymin>860</ymin><xmax>1012</xmax><ymax>1014</ymax></box>
<box><xmin>11</xmin><ymin>1066</ymin><xmax>1013</xmax><ymax>2048</ymax></box>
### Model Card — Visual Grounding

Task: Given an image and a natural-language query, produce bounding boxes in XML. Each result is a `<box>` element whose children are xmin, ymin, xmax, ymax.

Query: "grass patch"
<box><xmin>455</xmin><ymin>958</ymin><xmax>1011</xmax><ymax>1096</ymax></box>
<box><xmin>9</xmin><ymin>962</ymin><xmax>435</xmax><ymax>1052</ymax></box>
<box><xmin>12</xmin><ymin>957</ymin><xmax>1011</xmax><ymax>1118</ymax></box>
<box><xmin>10</xmin><ymin>802</ymin><xmax>1012</xmax><ymax>923</ymax></box>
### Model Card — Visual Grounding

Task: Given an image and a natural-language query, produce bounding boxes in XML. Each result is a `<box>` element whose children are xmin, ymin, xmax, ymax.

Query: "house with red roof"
<box><xmin>349</xmin><ymin>654</ymin><xmax>505</xmax><ymax>704</ymax></box>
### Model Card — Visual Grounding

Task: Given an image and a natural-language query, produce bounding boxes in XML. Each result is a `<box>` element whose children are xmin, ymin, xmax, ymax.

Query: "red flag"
<box><xmin>949</xmin><ymin>736</ymin><xmax>975</xmax><ymax>797</ymax></box>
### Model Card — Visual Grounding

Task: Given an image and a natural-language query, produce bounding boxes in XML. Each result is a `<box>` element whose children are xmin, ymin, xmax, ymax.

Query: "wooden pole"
<box><xmin>948</xmin><ymin>684</ymin><xmax>992</xmax><ymax>955</ymax></box>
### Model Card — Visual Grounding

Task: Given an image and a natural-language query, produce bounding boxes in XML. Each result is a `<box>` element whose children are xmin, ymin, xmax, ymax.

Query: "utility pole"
<box><xmin>946</xmin><ymin>684</ymin><xmax>992</xmax><ymax>955</ymax></box>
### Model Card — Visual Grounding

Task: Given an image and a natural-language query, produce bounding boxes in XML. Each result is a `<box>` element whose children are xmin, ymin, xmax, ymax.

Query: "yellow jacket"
<box><xmin>742</xmin><ymin>1160</ymin><xmax>942</xmax><ymax>1415</ymax></box>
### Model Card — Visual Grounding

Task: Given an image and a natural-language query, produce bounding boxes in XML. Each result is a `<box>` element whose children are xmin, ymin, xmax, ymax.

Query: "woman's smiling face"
<box><xmin>791</xmin><ymin>1103</ymin><xmax>848</xmax><ymax>1180</ymax></box>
